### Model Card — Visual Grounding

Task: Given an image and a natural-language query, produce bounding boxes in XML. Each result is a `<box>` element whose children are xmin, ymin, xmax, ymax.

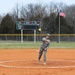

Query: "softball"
<box><xmin>38</xmin><ymin>28</ymin><xmax>41</xmax><ymax>31</ymax></box>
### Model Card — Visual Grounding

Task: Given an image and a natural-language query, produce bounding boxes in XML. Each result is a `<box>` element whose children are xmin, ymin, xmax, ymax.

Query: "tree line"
<box><xmin>0</xmin><ymin>2</ymin><xmax>75</xmax><ymax>34</ymax></box>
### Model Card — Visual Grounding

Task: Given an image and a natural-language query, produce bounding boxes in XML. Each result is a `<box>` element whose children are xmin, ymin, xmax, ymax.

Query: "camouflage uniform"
<box><xmin>38</xmin><ymin>37</ymin><xmax>50</xmax><ymax>63</ymax></box>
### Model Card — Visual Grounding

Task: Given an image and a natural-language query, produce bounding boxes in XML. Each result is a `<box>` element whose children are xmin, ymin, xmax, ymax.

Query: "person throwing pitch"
<box><xmin>38</xmin><ymin>34</ymin><xmax>50</xmax><ymax>65</ymax></box>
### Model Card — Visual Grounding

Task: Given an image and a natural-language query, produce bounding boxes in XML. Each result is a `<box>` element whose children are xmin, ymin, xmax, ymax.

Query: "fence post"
<box><xmin>5</xmin><ymin>34</ymin><xmax>7</xmax><ymax>41</ymax></box>
<box><xmin>34</xmin><ymin>29</ymin><xmax>36</xmax><ymax>43</ymax></box>
<box><xmin>21</xmin><ymin>29</ymin><xmax>23</xmax><ymax>43</ymax></box>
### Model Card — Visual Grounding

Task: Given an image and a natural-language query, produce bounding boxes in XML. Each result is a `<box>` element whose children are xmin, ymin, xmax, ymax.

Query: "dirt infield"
<box><xmin>0</xmin><ymin>48</ymin><xmax>75</xmax><ymax>75</ymax></box>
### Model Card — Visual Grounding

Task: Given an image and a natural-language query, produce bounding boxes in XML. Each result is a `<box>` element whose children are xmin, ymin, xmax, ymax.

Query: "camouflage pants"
<box><xmin>38</xmin><ymin>47</ymin><xmax>47</xmax><ymax>62</ymax></box>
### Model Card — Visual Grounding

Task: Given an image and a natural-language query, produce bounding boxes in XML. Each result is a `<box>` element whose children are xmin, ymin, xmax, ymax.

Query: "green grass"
<box><xmin>0</xmin><ymin>41</ymin><xmax>74</xmax><ymax>48</ymax></box>
<box><xmin>51</xmin><ymin>42</ymin><xmax>75</xmax><ymax>48</ymax></box>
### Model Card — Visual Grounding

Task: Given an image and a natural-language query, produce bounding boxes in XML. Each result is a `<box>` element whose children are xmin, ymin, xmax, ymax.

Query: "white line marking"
<box><xmin>0</xmin><ymin>60</ymin><xmax>75</xmax><ymax>63</ymax></box>
<box><xmin>47</xmin><ymin>59</ymin><xmax>75</xmax><ymax>62</ymax></box>
<box><xmin>0</xmin><ymin>60</ymin><xmax>75</xmax><ymax>69</ymax></box>
<box><xmin>0</xmin><ymin>60</ymin><xmax>30</xmax><ymax>63</ymax></box>
<box><xmin>0</xmin><ymin>64</ymin><xmax>75</xmax><ymax>69</ymax></box>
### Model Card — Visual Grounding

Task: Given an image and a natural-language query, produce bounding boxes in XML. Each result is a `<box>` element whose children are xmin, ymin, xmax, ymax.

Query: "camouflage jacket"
<box><xmin>41</xmin><ymin>37</ymin><xmax>50</xmax><ymax>50</ymax></box>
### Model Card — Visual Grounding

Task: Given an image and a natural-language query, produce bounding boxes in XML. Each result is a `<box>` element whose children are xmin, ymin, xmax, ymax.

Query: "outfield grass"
<box><xmin>0</xmin><ymin>41</ymin><xmax>75</xmax><ymax>48</ymax></box>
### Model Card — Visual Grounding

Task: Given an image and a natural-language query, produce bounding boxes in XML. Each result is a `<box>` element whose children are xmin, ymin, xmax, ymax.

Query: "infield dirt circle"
<box><xmin>0</xmin><ymin>48</ymin><xmax>75</xmax><ymax>75</ymax></box>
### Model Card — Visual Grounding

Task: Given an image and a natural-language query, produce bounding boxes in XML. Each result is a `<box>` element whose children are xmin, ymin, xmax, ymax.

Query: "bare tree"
<box><xmin>0</xmin><ymin>15</ymin><xmax>3</xmax><ymax>24</ymax></box>
<box><xmin>20</xmin><ymin>3</ymin><xmax>47</xmax><ymax>21</ymax></box>
<box><xmin>64</xmin><ymin>5</ymin><xmax>75</xmax><ymax>33</ymax></box>
<box><xmin>12</xmin><ymin>4</ymin><xmax>20</xmax><ymax>21</ymax></box>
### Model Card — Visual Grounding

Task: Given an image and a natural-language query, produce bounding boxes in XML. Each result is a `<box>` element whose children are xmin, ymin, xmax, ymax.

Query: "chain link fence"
<box><xmin>0</xmin><ymin>34</ymin><xmax>75</xmax><ymax>42</ymax></box>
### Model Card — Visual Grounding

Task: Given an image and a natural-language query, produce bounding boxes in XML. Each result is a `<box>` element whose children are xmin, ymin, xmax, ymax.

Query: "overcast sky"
<box><xmin>0</xmin><ymin>0</ymin><xmax>75</xmax><ymax>15</ymax></box>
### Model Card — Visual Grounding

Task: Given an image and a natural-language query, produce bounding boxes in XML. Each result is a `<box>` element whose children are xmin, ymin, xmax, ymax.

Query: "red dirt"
<box><xmin>0</xmin><ymin>48</ymin><xmax>75</xmax><ymax>75</ymax></box>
